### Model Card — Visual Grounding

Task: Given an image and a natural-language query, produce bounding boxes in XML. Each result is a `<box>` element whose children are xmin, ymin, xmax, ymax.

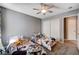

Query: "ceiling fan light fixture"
<box><xmin>41</xmin><ymin>9</ymin><xmax>47</xmax><ymax>13</ymax></box>
<box><xmin>33</xmin><ymin>3</ymin><xmax>55</xmax><ymax>15</ymax></box>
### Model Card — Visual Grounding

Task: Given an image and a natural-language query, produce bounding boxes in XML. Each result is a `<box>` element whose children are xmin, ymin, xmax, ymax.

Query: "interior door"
<box><xmin>66</xmin><ymin>16</ymin><xmax>77</xmax><ymax>40</ymax></box>
<box><xmin>51</xmin><ymin>18</ymin><xmax>60</xmax><ymax>40</ymax></box>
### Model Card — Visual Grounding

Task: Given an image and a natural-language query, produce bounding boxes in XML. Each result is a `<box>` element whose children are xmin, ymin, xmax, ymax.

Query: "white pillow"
<box><xmin>9</xmin><ymin>36</ymin><xmax>19</xmax><ymax>44</ymax></box>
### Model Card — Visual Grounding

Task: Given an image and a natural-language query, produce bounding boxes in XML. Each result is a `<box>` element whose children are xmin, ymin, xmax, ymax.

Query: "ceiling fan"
<box><xmin>33</xmin><ymin>3</ymin><xmax>58</xmax><ymax>15</ymax></box>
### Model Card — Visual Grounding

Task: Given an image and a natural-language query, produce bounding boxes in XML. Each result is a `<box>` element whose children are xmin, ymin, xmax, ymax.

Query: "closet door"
<box><xmin>42</xmin><ymin>20</ymin><xmax>51</xmax><ymax>37</ymax></box>
<box><xmin>66</xmin><ymin>16</ymin><xmax>77</xmax><ymax>40</ymax></box>
<box><xmin>51</xmin><ymin>18</ymin><xmax>60</xmax><ymax>40</ymax></box>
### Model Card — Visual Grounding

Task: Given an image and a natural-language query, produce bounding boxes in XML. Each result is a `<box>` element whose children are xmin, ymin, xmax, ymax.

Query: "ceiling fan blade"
<box><xmin>36</xmin><ymin>12</ymin><xmax>41</xmax><ymax>14</ymax></box>
<box><xmin>48</xmin><ymin>10</ymin><xmax>53</xmax><ymax>13</ymax></box>
<box><xmin>43</xmin><ymin>13</ymin><xmax>46</xmax><ymax>15</ymax></box>
<box><xmin>48</xmin><ymin>5</ymin><xmax>59</xmax><ymax>9</ymax></box>
<box><xmin>33</xmin><ymin>8</ymin><xmax>39</xmax><ymax>10</ymax></box>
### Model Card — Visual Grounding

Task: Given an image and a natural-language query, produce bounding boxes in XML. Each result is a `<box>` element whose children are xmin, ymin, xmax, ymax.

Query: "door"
<box><xmin>42</xmin><ymin>20</ymin><xmax>51</xmax><ymax>37</ymax></box>
<box><xmin>65</xmin><ymin>16</ymin><xmax>77</xmax><ymax>40</ymax></box>
<box><xmin>51</xmin><ymin>18</ymin><xmax>60</xmax><ymax>40</ymax></box>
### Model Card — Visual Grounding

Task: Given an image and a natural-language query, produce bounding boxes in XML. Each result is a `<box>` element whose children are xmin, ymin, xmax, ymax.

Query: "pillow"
<box><xmin>9</xmin><ymin>36</ymin><xmax>19</xmax><ymax>44</ymax></box>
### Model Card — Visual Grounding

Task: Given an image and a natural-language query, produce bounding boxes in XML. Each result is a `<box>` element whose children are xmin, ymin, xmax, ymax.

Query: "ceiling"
<box><xmin>0</xmin><ymin>3</ymin><xmax>79</xmax><ymax>19</ymax></box>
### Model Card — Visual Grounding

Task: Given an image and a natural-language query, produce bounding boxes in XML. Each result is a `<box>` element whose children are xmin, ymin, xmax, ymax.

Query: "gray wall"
<box><xmin>0</xmin><ymin>8</ymin><xmax>3</xmax><ymax>49</ymax></box>
<box><xmin>1</xmin><ymin>8</ymin><xmax>41</xmax><ymax>47</ymax></box>
<box><xmin>77</xmin><ymin>13</ymin><xmax>79</xmax><ymax>49</ymax></box>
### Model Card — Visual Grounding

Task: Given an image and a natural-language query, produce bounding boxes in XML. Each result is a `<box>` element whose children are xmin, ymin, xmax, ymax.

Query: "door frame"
<box><xmin>61</xmin><ymin>14</ymin><xmax>78</xmax><ymax>42</ymax></box>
